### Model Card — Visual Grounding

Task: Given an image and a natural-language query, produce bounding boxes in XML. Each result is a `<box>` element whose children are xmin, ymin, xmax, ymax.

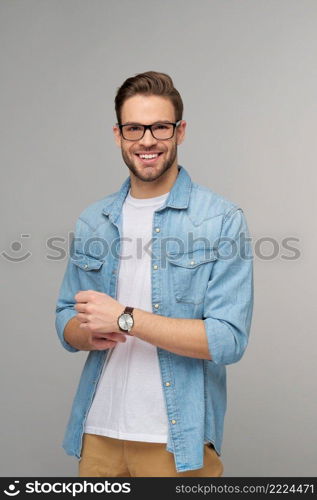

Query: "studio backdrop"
<box><xmin>1</xmin><ymin>0</ymin><xmax>316</xmax><ymax>476</ymax></box>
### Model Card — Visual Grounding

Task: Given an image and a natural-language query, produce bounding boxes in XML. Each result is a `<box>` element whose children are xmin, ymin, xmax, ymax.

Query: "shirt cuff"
<box><xmin>55</xmin><ymin>308</ymin><xmax>79</xmax><ymax>353</ymax></box>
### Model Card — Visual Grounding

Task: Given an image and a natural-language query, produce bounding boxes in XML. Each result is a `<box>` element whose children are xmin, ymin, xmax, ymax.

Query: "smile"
<box><xmin>135</xmin><ymin>152</ymin><xmax>163</xmax><ymax>163</ymax></box>
<box><xmin>139</xmin><ymin>154</ymin><xmax>158</xmax><ymax>159</ymax></box>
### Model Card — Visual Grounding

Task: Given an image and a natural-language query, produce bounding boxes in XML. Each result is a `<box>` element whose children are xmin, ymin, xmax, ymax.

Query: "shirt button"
<box><xmin>154</xmin><ymin>303</ymin><xmax>159</xmax><ymax>309</ymax></box>
<box><xmin>171</xmin><ymin>419</ymin><xmax>177</xmax><ymax>425</ymax></box>
<box><xmin>165</xmin><ymin>382</ymin><xmax>171</xmax><ymax>387</ymax></box>
<box><xmin>153</xmin><ymin>264</ymin><xmax>158</xmax><ymax>270</ymax></box>
<box><xmin>155</xmin><ymin>227</ymin><xmax>160</xmax><ymax>233</ymax></box>
<box><xmin>190</xmin><ymin>260</ymin><xmax>195</xmax><ymax>266</ymax></box>
<box><xmin>84</xmin><ymin>264</ymin><xmax>88</xmax><ymax>269</ymax></box>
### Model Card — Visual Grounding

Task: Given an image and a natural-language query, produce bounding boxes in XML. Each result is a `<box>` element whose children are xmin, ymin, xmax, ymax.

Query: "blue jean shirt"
<box><xmin>55</xmin><ymin>166</ymin><xmax>254</xmax><ymax>472</ymax></box>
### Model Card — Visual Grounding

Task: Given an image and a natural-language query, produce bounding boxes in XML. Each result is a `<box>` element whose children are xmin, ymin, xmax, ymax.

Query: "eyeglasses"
<box><xmin>118</xmin><ymin>120</ymin><xmax>181</xmax><ymax>141</ymax></box>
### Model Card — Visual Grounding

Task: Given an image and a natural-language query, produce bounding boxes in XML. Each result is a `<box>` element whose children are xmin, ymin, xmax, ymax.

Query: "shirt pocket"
<box><xmin>167</xmin><ymin>248</ymin><xmax>217</xmax><ymax>305</ymax></box>
<box><xmin>71</xmin><ymin>252</ymin><xmax>104</xmax><ymax>289</ymax></box>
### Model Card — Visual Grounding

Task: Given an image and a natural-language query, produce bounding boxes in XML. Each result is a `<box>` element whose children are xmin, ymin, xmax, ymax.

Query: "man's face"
<box><xmin>113</xmin><ymin>94</ymin><xmax>186</xmax><ymax>183</ymax></box>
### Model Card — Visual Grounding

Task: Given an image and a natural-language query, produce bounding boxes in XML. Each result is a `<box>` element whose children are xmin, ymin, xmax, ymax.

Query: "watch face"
<box><xmin>119</xmin><ymin>313</ymin><xmax>133</xmax><ymax>331</ymax></box>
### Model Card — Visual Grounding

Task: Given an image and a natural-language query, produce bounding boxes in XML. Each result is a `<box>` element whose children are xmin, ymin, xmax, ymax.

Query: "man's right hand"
<box><xmin>90</xmin><ymin>331</ymin><xmax>127</xmax><ymax>350</ymax></box>
<box><xmin>64</xmin><ymin>316</ymin><xmax>126</xmax><ymax>351</ymax></box>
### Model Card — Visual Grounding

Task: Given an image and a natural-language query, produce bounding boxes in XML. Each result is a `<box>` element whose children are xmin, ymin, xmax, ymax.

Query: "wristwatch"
<box><xmin>117</xmin><ymin>306</ymin><xmax>134</xmax><ymax>334</ymax></box>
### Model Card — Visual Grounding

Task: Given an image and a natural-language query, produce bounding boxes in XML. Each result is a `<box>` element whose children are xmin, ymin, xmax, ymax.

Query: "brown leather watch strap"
<box><xmin>124</xmin><ymin>306</ymin><xmax>134</xmax><ymax>315</ymax></box>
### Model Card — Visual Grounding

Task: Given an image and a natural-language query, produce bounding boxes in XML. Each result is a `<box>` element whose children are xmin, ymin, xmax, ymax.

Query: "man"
<box><xmin>55</xmin><ymin>71</ymin><xmax>254</xmax><ymax>477</ymax></box>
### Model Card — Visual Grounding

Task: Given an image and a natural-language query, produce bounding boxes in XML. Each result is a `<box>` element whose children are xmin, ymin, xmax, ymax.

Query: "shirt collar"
<box><xmin>102</xmin><ymin>166</ymin><xmax>192</xmax><ymax>223</ymax></box>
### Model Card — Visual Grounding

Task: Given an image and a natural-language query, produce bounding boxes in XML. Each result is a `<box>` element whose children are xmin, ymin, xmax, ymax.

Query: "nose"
<box><xmin>139</xmin><ymin>128</ymin><xmax>157</xmax><ymax>147</ymax></box>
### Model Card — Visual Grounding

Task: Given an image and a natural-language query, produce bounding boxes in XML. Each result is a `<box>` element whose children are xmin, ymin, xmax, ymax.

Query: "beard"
<box><xmin>121</xmin><ymin>142</ymin><xmax>177</xmax><ymax>183</ymax></box>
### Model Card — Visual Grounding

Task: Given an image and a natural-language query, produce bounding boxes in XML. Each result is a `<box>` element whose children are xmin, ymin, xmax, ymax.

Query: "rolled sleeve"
<box><xmin>55</xmin><ymin>306</ymin><xmax>79</xmax><ymax>353</ymax></box>
<box><xmin>54</xmin><ymin>217</ymin><xmax>86</xmax><ymax>353</ymax></box>
<box><xmin>203</xmin><ymin>208</ymin><xmax>254</xmax><ymax>365</ymax></box>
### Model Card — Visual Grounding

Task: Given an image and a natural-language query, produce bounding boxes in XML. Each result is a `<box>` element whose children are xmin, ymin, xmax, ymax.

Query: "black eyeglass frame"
<box><xmin>117</xmin><ymin>120</ymin><xmax>182</xmax><ymax>141</ymax></box>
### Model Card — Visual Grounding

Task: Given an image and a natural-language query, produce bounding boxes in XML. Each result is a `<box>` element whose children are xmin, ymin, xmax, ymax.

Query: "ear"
<box><xmin>113</xmin><ymin>125</ymin><xmax>122</xmax><ymax>148</ymax></box>
<box><xmin>176</xmin><ymin>120</ymin><xmax>186</xmax><ymax>145</ymax></box>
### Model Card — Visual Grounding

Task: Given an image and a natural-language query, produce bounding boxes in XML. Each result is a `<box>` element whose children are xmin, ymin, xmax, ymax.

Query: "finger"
<box><xmin>74</xmin><ymin>303</ymin><xmax>87</xmax><ymax>312</ymax></box>
<box><xmin>74</xmin><ymin>290</ymin><xmax>93</xmax><ymax>303</ymax></box>
<box><xmin>107</xmin><ymin>332</ymin><xmax>127</xmax><ymax>343</ymax></box>
<box><xmin>77</xmin><ymin>313</ymin><xmax>89</xmax><ymax>322</ymax></box>
<box><xmin>93</xmin><ymin>332</ymin><xmax>126</xmax><ymax>343</ymax></box>
<box><xmin>92</xmin><ymin>336</ymin><xmax>126</xmax><ymax>344</ymax></box>
<box><xmin>91</xmin><ymin>339</ymin><xmax>117</xmax><ymax>350</ymax></box>
<box><xmin>79</xmin><ymin>322</ymin><xmax>90</xmax><ymax>328</ymax></box>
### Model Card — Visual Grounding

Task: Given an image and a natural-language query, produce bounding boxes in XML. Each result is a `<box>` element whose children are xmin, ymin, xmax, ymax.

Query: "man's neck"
<box><xmin>129</xmin><ymin>164</ymin><xmax>179</xmax><ymax>199</ymax></box>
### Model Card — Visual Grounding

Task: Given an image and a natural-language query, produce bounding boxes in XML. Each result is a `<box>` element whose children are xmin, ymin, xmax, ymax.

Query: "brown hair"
<box><xmin>115</xmin><ymin>71</ymin><xmax>183</xmax><ymax>124</ymax></box>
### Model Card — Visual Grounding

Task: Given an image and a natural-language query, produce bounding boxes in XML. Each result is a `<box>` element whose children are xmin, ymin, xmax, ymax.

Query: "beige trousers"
<box><xmin>79</xmin><ymin>433</ymin><xmax>224</xmax><ymax>477</ymax></box>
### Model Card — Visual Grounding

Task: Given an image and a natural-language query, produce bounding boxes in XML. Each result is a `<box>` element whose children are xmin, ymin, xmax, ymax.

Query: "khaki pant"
<box><xmin>79</xmin><ymin>433</ymin><xmax>224</xmax><ymax>477</ymax></box>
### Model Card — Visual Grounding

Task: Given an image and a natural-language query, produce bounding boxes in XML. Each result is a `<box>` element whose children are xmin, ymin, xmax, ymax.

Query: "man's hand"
<box><xmin>74</xmin><ymin>290</ymin><xmax>126</xmax><ymax>350</ymax></box>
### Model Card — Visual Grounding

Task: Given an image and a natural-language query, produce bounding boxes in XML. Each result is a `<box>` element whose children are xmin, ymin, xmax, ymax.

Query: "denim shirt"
<box><xmin>55</xmin><ymin>166</ymin><xmax>254</xmax><ymax>472</ymax></box>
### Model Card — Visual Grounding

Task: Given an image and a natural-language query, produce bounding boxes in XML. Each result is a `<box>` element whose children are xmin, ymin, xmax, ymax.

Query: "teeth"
<box><xmin>139</xmin><ymin>154</ymin><xmax>159</xmax><ymax>159</ymax></box>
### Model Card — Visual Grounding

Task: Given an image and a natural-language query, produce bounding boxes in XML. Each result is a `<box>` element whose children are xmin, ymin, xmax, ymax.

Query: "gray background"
<box><xmin>1</xmin><ymin>0</ymin><xmax>316</xmax><ymax>477</ymax></box>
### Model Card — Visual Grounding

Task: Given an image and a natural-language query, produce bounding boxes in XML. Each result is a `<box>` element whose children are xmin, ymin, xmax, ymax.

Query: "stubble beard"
<box><xmin>121</xmin><ymin>142</ymin><xmax>177</xmax><ymax>183</ymax></box>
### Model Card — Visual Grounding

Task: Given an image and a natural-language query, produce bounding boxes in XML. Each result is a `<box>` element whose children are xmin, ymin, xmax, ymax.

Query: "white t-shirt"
<box><xmin>84</xmin><ymin>189</ymin><xmax>169</xmax><ymax>442</ymax></box>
